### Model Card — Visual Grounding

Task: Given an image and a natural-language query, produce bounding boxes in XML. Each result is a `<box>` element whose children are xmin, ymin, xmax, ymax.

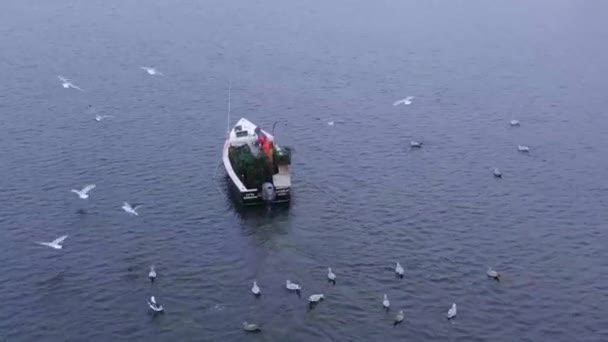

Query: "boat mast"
<box><xmin>226</xmin><ymin>79</ymin><xmax>232</xmax><ymax>135</ymax></box>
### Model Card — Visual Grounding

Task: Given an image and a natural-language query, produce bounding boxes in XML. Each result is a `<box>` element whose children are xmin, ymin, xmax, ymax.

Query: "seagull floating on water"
<box><xmin>493</xmin><ymin>168</ymin><xmax>502</xmax><ymax>178</ymax></box>
<box><xmin>57</xmin><ymin>76</ymin><xmax>84</xmax><ymax>91</ymax></box>
<box><xmin>393</xmin><ymin>96</ymin><xmax>414</xmax><ymax>106</ymax></box>
<box><xmin>140</xmin><ymin>67</ymin><xmax>163</xmax><ymax>76</ymax></box>
<box><xmin>327</xmin><ymin>121</ymin><xmax>335</xmax><ymax>126</ymax></box>
<box><xmin>148</xmin><ymin>296</ymin><xmax>164</xmax><ymax>312</ymax></box>
<box><xmin>95</xmin><ymin>115</ymin><xmax>113</xmax><ymax>122</ymax></box>
<box><xmin>251</xmin><ymin>280</ymin><xmax>261</xmax><ymax>296</ymax></box>
<box><xmin>395</xmin><ymin>262</ymin><xmax>404</xmax><ymax>278</ymax></box>
<box><xmin>243</xmin><ymin>321</ymin><xmax>261</xmax><ymax>332</ymax></box>
<box><xmin>394</xmin><ymin>310</ymin><xmax>404</xmax><ymax>325</ymax></box>
<box><xmin>410</xmin><ymin>140</ymin><xmax>423</xmax><ymax>148</ymax></box>
<box><xmin>518</xmin><ymin>145</ymin><xmax>530</xmax><ymax>152</ymax></box>
<box><xmin>308</xmin><ymin>294</ymin><xmax>324</xmax><ymax>303</ymax></box>
<box><xmin>149</xmin><ymin>265</ymin><xmax>157</xmax><ymax>283</ymax></box>
<box><xmin>447</xmin><ymin>303</ymin><xmax>457</xmax><ymax>319</ymax></box>
<box><xmin>286</xmin><ymin>280</ymin><xmax>301</xmax><ymax>294</ymax></box>
<box><xmin>71</xmin><ymin>184</ymin><xmax>96</xmax><ymax>199</ymax></box>
<box><xmin>327</xmin><ymin>267</ymin><xmax>336</xmax><ymax>285</ymax></box>
<box><xmin>122</xmin><ymin>202</ymin><xmax>142</xmax><ymax>216</ymax></box>
<box><xmin>36</xmin><ymin>235</ymin><xmax>68</xmax><ymax>250</ymax></box>
<box><xmin>510</xmin><ymin>120</ymin><xmax>521</xmax><ymax>127</ymax></box>
<box><xmin>383</xmin><ymin>294</ymin><xmax>390</xmax><ymax>311</ymax></box>
<box><xmin>487</xmin><ymin>267</ymin><xmax>500</xmax><ymax>281</ymax></box>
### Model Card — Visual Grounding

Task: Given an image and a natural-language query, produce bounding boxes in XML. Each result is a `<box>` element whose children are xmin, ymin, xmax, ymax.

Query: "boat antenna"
<box><xmin>226</xmin><ymin>78</ymin><xmax>232</xmax><ymax>135</ymax></box>
<box><xmin>272</xmin><ymin>120</ymin><xmax>282</xmax><ymax>136</ymax></box>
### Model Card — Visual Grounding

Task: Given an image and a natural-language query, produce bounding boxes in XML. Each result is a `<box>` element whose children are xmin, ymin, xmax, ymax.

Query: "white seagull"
<box><xmin>395</xmin><ymin>262</ymin><xmax>404</xmax><ymax>278</ymax></box>
<box><xmin>510</xmin><ymin>120</ymin><xmax>521</xmax><ymax>126</ymax></box>
<box><xmin>383</xmin><ymin>294</ymin><xmax>390</xmax><ymax>311</ymax></box>
<box><xmin>410</xmin><ymin>140</ymin><xmax>423</xmax><ymax>148</ymax></box>
<box><xmin>71</xmin><ymin>184</ymin><xmax>96</xmax><ymax>199</ymax></box>
<box><xmin>308</xmin><ymin>294</ymin><xmax>324</xmax><ymax>303</ymax></box>
<box><xmin>95</xmin><ymin>115</ymin><xmax>113</xmax><ymax>122</ymax></box>
<box><xmin>149</xmin><ymin>265</ymin><xmax>157</xmax><ymax>283</ymax></box>
<box><xmin>122</xmin><ymin>202</ymin><xmax>142</xmax><ymax>216</ymax></box>
<box><xmin>518</xmin><ymin>145</ymin><xmax>530</xmax><ymax>152</ymax></box>
<box><xmin>148</xmin><ymin>296</ymin><xmax>164</xmax><ymax>312</ymax></box>
<box><xmin>36</xmin><ymin>235</ymin><xmax>68</xmax><ymax>250</ymax></box>
<box><xmin>493</xmin><ymin>168</ymin><xmax>502</xmax><ymax>178</ymax></box>
<box><xmin>57</xmin><ymin>76</ymin><xmax>84</xmax><ymax>91</ymax></box>
<box><xmin>447</xmin><ymin>303</ymin><xmax>457</xmax><ymax>319</ymax></box>
<box><xmin>327</xmin><ymin>267</ymin><xmax>336</xmax><ymax>284</ymax></box>
<box><xmin>243</xmin><ymin>321</ymin><xmax>261</xmax><ymax>332</ymax></box>
<box><xmin>140</xmin><ymin>67</ymin><xmax>163</xmax><ymax>76</ymax></box>
<box><xmin>394</xmin><ymin>310</ymin><xmax>404</xmax><ymax>325</ymax></box>
<box><xmin>286</xmin><ymin>280</ymin><xmax>302</xmax><ymax>293</ymax></box>
<box><xmin>393</xmin><ymin>96</ymin><xmax>414</xmax><ymax>106</ymax></box>
<box><xmin>251</xmin><ymin>280</ymin><xmax>261</xmax><ymax>296</ymax></box>
<box><xmin>487</xmin><ymin>267</ymin><xmax>500</xmax><ymax>281</ymax></box>
<box><xmin>327</xmin><ymin>121</ymin><xmax>335</xmax><ymax>126</ymax></box>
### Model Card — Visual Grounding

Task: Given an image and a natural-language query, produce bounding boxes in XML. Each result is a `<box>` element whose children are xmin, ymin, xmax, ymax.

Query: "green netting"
<box><xmin>229</xmin><ymin>145</ymin><xmax>273</xmax><ymax>189</ymax></box>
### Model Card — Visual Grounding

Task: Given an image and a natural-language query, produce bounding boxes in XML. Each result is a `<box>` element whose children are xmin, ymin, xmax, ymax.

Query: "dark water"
<box><xmin>1</xmin><ymin>0</ymin><xmax>608</xmax><ymax>341</ymax></box>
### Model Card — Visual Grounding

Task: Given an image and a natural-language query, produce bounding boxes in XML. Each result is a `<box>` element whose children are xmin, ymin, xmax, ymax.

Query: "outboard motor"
<box><xmin>261</xmin><ymin>182</ymin><xmax>276</xmax><ymax>203</ymax></box>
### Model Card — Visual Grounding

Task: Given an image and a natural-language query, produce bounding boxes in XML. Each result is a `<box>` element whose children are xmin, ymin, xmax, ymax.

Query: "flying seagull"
<box><xmin>140</xmin><ymin>67</ymin><xmax>163</xmax><ymax>76</ymax></box>
<box><xmin>393</xmin><ymin>96</ymin><xmax>414</xmax><ymax>106</ymax></box>
<box><xmin>383</xmin><ymin>294</ymin><xmax>390</xmax><ymax>311</ymax></box>
<box><xmin>493</xmin><ymin>168</ymin><xmax>502</xmax><ymax>178</ymax></box>
<box><xmin>447</xmin><ymin>303</ymin><xmax>457</xmax><ymax>319</ymax></box>
<box><xmin>327</xmin><ymin>267</ymin><xmax>336</xmax><ymax>285</ymax></box>
<box><xmin>251</xmin><ymin>280</ymin><xmax>261</xmax><ymax>296</ymax></box>
<box><xmin>148</xmin><ymin>296</ymin><xmax>164</xmax><ymax>312</ymax></box>
<box><xmin>395</xmin><ymin>262</ymin><xmax>404</xmax><ymax>278</ymax></box>
<box><xmin>487</xmin><ymin>267</ymin><xmax>500</xmax><ymax>281</ymax></box>
<box><xmin>242</xmin><ymin>321</ymin><xmax>261</xmax><ymax>332</ymax></box>
<box><xmin>95</xmin><ymin>115</ymin><xmax>113</xmax><ymax>122</ymax></box>
<box><xmin>36</xmin><ymin>235</ymin><xmax>68</xmax><ymax>250</ymax></box>
<box><xmin>510</xmin><ymin>120</ymin><xmax>521</xmax><ymax>126</ymax></box>
<box><xmin>122</xmin><ymin>202</ymin><xmax>142</xmax><ymax>216</ymax></box>
<box><xmin>149</xmin><ymin>265</ymin><xmax>157</xmax><ymax>283</ymax></box>
<box><xmin>394</xmin><ymin>310</ymin><xmax>404</xmax><ymax>326</ymax></box>
<box><xmin>57</xmin><ymin>75</ymin><xmax>84</xmax><ymax>91</ymax></box>
<box><xmin>71</xmin><ymin>184</ymin><xmax>96</xmax><ymax>199</ymax></box>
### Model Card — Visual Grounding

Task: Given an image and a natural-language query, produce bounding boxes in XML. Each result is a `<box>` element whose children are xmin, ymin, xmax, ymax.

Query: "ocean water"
<box><xmin>1</xmin><ymin>0</ymin><xmax>607</xmax><ymax>341</ymax></box>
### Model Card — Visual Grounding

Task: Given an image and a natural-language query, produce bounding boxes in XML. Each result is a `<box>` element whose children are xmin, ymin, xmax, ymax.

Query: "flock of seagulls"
<box><xmin>393</xmin><ymin>96</ymin><xmax>529</xmax><ymax>179</ymax></box>
<box><xmin>41</xmin><ymin>76</ymin><xmax>511</xmax><ymax>333</ymax></box>
<box><xmin>39</xmin><ymin>67</ymin><xmax>168</xmax><ymax>314</ymax></box>
<box><xmin>234</xmin><ymin>259</ymin><xmax>501</xmax><ymax>331</ymax></box>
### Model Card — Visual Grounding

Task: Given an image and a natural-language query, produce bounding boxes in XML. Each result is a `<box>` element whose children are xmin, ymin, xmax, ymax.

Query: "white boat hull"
<box><xmin>222</xmin><ymin>118</ymin><xmax>291</xmax><ymax>205</ymax></box>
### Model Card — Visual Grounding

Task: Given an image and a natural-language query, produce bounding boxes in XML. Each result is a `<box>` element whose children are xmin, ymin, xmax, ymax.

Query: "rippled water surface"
<box><xmin>1</xmin><ymin>0</ymin><xmax>608</xmax><ymax>341</ymax></box>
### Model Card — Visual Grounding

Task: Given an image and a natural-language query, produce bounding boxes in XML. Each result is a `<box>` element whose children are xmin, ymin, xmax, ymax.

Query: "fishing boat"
<box><xmin>223</xmin><ymin>118</ymin><xmax>292</xmax><ymax>205</ymax></box>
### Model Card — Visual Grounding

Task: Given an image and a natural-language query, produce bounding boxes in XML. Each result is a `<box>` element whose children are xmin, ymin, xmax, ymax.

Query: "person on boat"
<box><xmin>263</xmin><ymin>139</ymin><xmax>272</xmax><ymax>156</ymax></box>
<box><xmin>256</xmin><ymin>127</ymin><xmax>268</xmax><ymax>145</ymax></box>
